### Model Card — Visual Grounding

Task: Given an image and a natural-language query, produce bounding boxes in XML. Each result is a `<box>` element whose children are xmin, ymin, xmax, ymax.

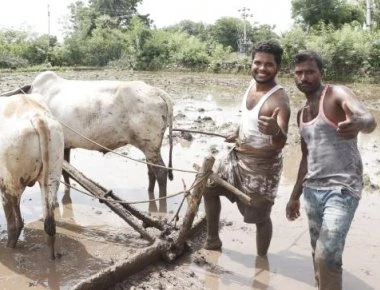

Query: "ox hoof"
<box><xmin>148</xmin><ymin>201</ymin><xmax>158</xmax><ymax>213</ymax></box>
<box><xmin>62</xmin><ymin>192</ymin><xmax>72</xmax><ymax>205</ymax></box>
<box><xmin>6</xmin><ymin>240</ymin><xmax>17</xmax><ymax>248</ymax></box>
<box><xmin>204</xmin><ymin>237</ymin><xmax>222</xmax><ymax>250</ymax></box>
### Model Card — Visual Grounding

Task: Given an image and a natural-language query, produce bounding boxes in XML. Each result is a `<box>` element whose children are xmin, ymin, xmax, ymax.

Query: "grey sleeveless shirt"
<box><xmin>300</xmin><ymin>85</ymin><xmax>363</xmax><ymax>199</ymax></box>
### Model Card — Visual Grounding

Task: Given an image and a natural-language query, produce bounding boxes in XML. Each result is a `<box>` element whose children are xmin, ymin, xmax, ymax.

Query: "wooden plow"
<box><xmin>65</xmin><ymin>155</ymin><xmax>253</xmax><ymax>289</ymax></box>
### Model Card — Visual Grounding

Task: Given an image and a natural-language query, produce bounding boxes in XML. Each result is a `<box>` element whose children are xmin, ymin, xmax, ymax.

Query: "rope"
<box><xmin>59</xmin><ymin>170</ymin><xmax>209</xmax><ymax>205</ymax></box>
<box><xmin>58</xmin><ymin>120</ymin><xmax>198</xmax><ymax>174</ymax></box>
<box><xmin>172</xmin><ymin>128</ymin><xmax>227</xmax><ymax>139</ymax></box>
<box><xmin>4</xmin><ymin>86</ymin><xmax>216</xmax><ymax>176</ymax></box>
<box><xmin>169</xmin><ymin>179</ymin><xmax>191</xmax><ymax>225</ymax></box>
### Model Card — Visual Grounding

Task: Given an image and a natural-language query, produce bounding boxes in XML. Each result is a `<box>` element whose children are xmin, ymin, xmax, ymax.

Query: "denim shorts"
<box><xmin>303</xmin><ymin>186</ymin><xmax>359</xmax><ymax>269</ymax></box>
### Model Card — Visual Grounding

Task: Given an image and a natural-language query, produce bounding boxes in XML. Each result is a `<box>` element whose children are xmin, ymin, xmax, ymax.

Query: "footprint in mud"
<box><xmin>192</xmin><ymin>253</ymin><xmax>232</xmax><ymax>275</ymax></box>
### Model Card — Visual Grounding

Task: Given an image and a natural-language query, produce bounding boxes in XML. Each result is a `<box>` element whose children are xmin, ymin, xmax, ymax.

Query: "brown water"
<box><xmin>0</xmin><ymin>70</ymin><xmax>379</xmax><ymax>289</ymax></box>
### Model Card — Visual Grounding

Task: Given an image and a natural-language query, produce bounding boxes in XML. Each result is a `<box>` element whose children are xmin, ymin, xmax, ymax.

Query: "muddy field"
<box><xmin>0</xmin><ymin>69</ymin><xmax>379</xmax><ymax>290</ymax></box>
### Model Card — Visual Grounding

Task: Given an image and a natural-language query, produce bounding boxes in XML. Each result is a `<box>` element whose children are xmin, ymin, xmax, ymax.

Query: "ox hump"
<box><xmin>32</xmin><ymin>71</ymin><xmax>62</xmax><ymax>88</ymax></box>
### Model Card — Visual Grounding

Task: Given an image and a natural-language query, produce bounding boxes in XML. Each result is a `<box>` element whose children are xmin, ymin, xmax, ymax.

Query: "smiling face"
<box><xmin>251</xmin><ymin>52</ymin><xmax>280</xmax><ymax>84</ymax></box>
<box><xmin>294</xmin><ymin>59</ymin><xmax>323</xmax><ymax>95</ymax></box>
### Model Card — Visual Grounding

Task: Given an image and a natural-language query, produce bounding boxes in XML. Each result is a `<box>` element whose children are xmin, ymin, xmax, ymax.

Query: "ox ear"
<box><xmin>20</xmin><ymin>84</ymin><xmax>32</xmax><ymax>94</ymax></box>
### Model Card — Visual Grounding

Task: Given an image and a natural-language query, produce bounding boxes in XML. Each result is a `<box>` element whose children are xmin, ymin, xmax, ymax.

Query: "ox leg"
<box><xmin>40</xmin><ymin>180</ymin><xmax>58</xmax><ymax>260</ymax></box>
<box><xmin>62</xmin><ymin>148</ymin><xmax>71</xmax><ymax>200</ymax></box>
<box><xmin>2</xmin><ymin>193</ymin><xmax>24</xmax><ymax>248</ymax></box>
<box><xmin>148</xmin><ymin>156</ymin><xmax>168</xmax><ymax>213</ymax></box>
<box><xmin>147</xmin><ymin>165</ymin><xmax>158</xmax><ymax>212</ymax></box>
<box><xmin>44</xmin><ymin>213</ymin><xmax>56</xmax><ymax>260</ymax></box>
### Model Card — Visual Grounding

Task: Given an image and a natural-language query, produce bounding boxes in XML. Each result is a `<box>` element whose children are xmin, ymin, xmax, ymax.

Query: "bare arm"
<box><xmin>286</xmin><ymin>109</ymin><xmax>307</xmax><ymax>221</ymax></box>
<box><xmin>225</xmin><ymin>126</ymin><xmax>239</xmax><ymax>143</ymax></box>
<box><xmin>335</xmin><ymin>86</ymin><xmax>377</xmax><ymax>138</ymax></box>
<box><xmin>258</xmin><ymin>91</ymin><xmax>291</xmax><ymax>150</ymax></box>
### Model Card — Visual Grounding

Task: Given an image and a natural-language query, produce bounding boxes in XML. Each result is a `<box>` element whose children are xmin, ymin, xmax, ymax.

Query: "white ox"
<box><xmin>4</xmin><ymin>71</ymin><xmax>174</xmax><ymax>212</ymax></box>
<box><xmin>0</xmin><ymin>93</ymin><xmax>64</xmax><ymax>259</ymax></box>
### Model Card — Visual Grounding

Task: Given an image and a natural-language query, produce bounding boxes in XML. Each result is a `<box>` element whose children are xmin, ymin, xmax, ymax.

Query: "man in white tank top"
<box><xmin>286</xmin><ymin>51</ymin><xmax>376</xmax><ymax>290</ymax></box>
<box><xmin>203</xmin><ymin>40</ymin><xmax>291</xmax><ymax>257</ymax></box>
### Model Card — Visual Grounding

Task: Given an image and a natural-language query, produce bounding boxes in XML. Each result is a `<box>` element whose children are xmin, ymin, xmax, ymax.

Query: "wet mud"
<box><xmin>0</xmin><ymin>70</ymin><xmax>379</xmax><ymax>290</ymax></box>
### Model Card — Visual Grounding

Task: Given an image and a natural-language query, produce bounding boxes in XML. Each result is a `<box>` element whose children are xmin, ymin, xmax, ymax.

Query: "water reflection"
<box><xmin>200</xmin><ymin>249</ymin><xmax>272</xmax><ymax>290</ymax></box>
<box><xmin>204</xmin><ymin>250</ymin><xmax>223</xmax><ymax>290</ymax></box>
<box><xmin>251</xmin><ymin>256</ymin><xmax>270</xmax><ymax>290</ymax></box>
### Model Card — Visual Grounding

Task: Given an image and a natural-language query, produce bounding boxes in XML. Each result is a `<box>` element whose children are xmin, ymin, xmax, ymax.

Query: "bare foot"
<box><xmin>204</xmin><ymin>237</ymin><xmax>222</xmax><ymax>250</ymax></box>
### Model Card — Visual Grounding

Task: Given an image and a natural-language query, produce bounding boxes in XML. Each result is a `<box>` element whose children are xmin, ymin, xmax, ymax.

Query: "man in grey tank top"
<box><xmin>203</xmin><ymin>40</ymin><xmax>290</xmax><ymax>258</ymax></box>
<box><xmin>286</xmin><ymin>51</ymin><xmax>377</xmax><ymax>290</ymax></box>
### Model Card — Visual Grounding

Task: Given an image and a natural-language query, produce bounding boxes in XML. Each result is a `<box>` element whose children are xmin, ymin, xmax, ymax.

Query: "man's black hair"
<box><xmin>252</xmin><ymin>40</ymin><xmax>283</xmax><ymax>66</ymax></box>
<box><xmin>294</xmin><ymin>51</ymin><xmax>324</xmax><ymax>72</ymax></box>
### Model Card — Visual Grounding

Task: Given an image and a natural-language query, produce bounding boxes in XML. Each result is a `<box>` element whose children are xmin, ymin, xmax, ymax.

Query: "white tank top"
<box><xmin>238</xmin><ymin>81</ymin><xmax>283</xmax><ymax>149</ymax></box>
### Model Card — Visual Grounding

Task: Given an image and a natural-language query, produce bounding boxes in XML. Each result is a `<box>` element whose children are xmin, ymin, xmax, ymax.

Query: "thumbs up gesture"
<box><xmin>271</xmin><ymin>107</ymin><xmax>280</xmax><ymax>120</ymax></box>
<box><xmin>337</xmin><ymin>102</ymin><xmax>362</xmax><ymax>139</ymax></box>
<box><xmin>258</xmin><ymin>107</ymin><xmax>281</xmax><ymax>136</ymax></box>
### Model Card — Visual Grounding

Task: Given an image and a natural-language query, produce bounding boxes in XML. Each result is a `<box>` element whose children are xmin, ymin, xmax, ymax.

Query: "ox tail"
<box><xmin>30</xmin><ymin>117</ymin><xmax>59</xmax><ymax>237</ymax></box>
<box><xmin>168</xmin><ymin>110</ymin><xmax>173</xmax><ymax>181</ymax></box>
<box><xmin>0</xmin><ymin>84</ymin><xmax>32</xmax><ymax>96</ymax></box>
<box><xmin>31</xmin><ymin>116</ymin><xmax>61</xmax><ymax>259</ymax></box>
<box><xmin>160</xmin><ymin>89</ymin><xmax>174</xmax><ymax>181</ymax></box>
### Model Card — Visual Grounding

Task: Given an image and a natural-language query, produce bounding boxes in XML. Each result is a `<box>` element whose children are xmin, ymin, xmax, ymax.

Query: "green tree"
<box><xmin>116</xmin><ymin>16</ymin><xmax>152</xmax><ymax>69</ymax></box>
<box><xmin>210</xmin><ymin>17</ymin><xmax>242</xmax><ymax>51</ymax></box>
<box><xmin>89</xmin><ymin>0</ymin><xmax>149</xmax><ymax>27</ymax></box>
<box><xmin>84</xmin><ymin>16</ymin><xmax>128</xmax><ymax>66</ymax></box>
<box><xmin>136</xmin><ymin>29</ymin><xmax>172</xmax><ymax>70</ymax></box>
<box><xmin>0</xmin><ymin>29</ymin><xmax>29</xmax><ymax>68</ymax></box>
<box><xmin>358</xmin><ymin>0</ymin><xmax>380</xmax><ymax>29</ymax></box>
<box><xmin>170</xmin><ymin>34</ymin><xmax>210</xmax><ymax>69</ymax></box>
<box><xmin>165</xmin><ymin>20</ymin><xmax>211</xmax><ymax>41</ymax></box>
<box><xmin>292</xmin><ymin>0</ymin><xmax>365</xmax><ymax>28</ymax></box>
<box><xmin>23</xmin><ymin>34</ymin><xmax>58</xmax><ymax>65</ymax></box>
<box><xmin>251</xmin><ymin>24</ymin><xmax>279</xmax><ymax>44</ymax></box>
<box><xmin>373</xmin><ymin>0</ymin><xmax>380</xmax><ymax>29</ymax></box>
<box><xmin>67</xmin><ymin>0</ymin><xmax>149</xmax><ymax>39</ymax></box>
<box><xmin>67</xmin><ymin>1</ymin><xmax>97</xmax><ymax>38</ymax></box>
<box><xmin>280</xmin><ymin>26</ymin><xmax>308</xmax><ymax>69</ymax></box>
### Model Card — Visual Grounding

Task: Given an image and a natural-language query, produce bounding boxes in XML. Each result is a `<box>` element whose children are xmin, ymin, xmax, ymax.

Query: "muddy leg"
<box><xmin>42</xmin><ymin>178</ymin><xmax>59</xmax><ymax>260</ymax></box>
<box><xmin>149</xmin><ymin>156</ymin><xmax>168</xmax><ymax>213</ymax></box>
<box><xmin>156</xmin><ymin>168</ymin><xmax>168</xmax><ymax>213</ymax></box>
<box><xmin>203</xmin><ymin>187</ymin><xmax>222</xmax><ymax>250</ymax></box>
<box><xmin>147</xmin><ymin>164</ymin><xmax>158</xmax><ymax>212</ymax></box>
<box><xmin>3</xmin><ymin>194</ymin><xmax>24</xmax><ymax>248</ymax></box>
<box><xmin>44</xmin><ymin>214</ymin><xmax>56</xmax><ymax>260</ymax></box>
<box><xmin>62</xmin><ymin>148</ymin><xmax>71</xmax><ymax>197</ymax></box>
<box><xmin>256</xmin><ymin>218</ymin><xmax>272</xmax><ymax>257</ymax></box>
<box><xmin>14</xmin><ymin>197</ymin><xmax>24</xmax><ymax>240</ymax></box>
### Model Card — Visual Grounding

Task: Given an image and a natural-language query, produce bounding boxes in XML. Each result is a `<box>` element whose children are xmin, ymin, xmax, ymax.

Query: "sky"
<box><xmin>0</xmin><ymin>0</ymin><xmax>293</xmax><ymax>40</ymax></box>
<box><xmin>138</xmin><ymin>0</ymin><xmax>293</xmax><ymax>33</ymax></box>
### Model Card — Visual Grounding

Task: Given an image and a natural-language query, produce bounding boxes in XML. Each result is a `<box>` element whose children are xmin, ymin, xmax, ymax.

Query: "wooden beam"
<box><xmin>193</xmin><ymin>164</ymin><xmax>252</xmax><ymax>206</ymax></box>
<box><xmin>62</xmin><ymin>161</ymin><xmax>156</xmax><ymax>242</ymax></box>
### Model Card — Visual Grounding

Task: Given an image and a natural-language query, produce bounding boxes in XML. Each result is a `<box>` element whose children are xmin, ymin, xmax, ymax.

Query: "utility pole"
<box><xmin>238</xmin><ymin>7</ymin><xmax>253</xmax><ymax>54</ymax></box>
<box><xmin>47</xmin><ymin>2</ymin><xmax>51</xmax><ymax>35</ymax></box>
<box><xmin>366</xmin><ymin>0</ymin><xmax>372</xmax><ymax>31</ymax></box>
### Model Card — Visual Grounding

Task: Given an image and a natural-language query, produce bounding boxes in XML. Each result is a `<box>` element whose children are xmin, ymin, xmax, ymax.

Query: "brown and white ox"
<box><xmin>0</xmin><ymin>94</ymin><xmax>64</xmax><ymax>259</ymax></box>
<box><xmin>3</xmin><ymin>71</ymin><xmax>174</xmax><ymax>212</ymax></box>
